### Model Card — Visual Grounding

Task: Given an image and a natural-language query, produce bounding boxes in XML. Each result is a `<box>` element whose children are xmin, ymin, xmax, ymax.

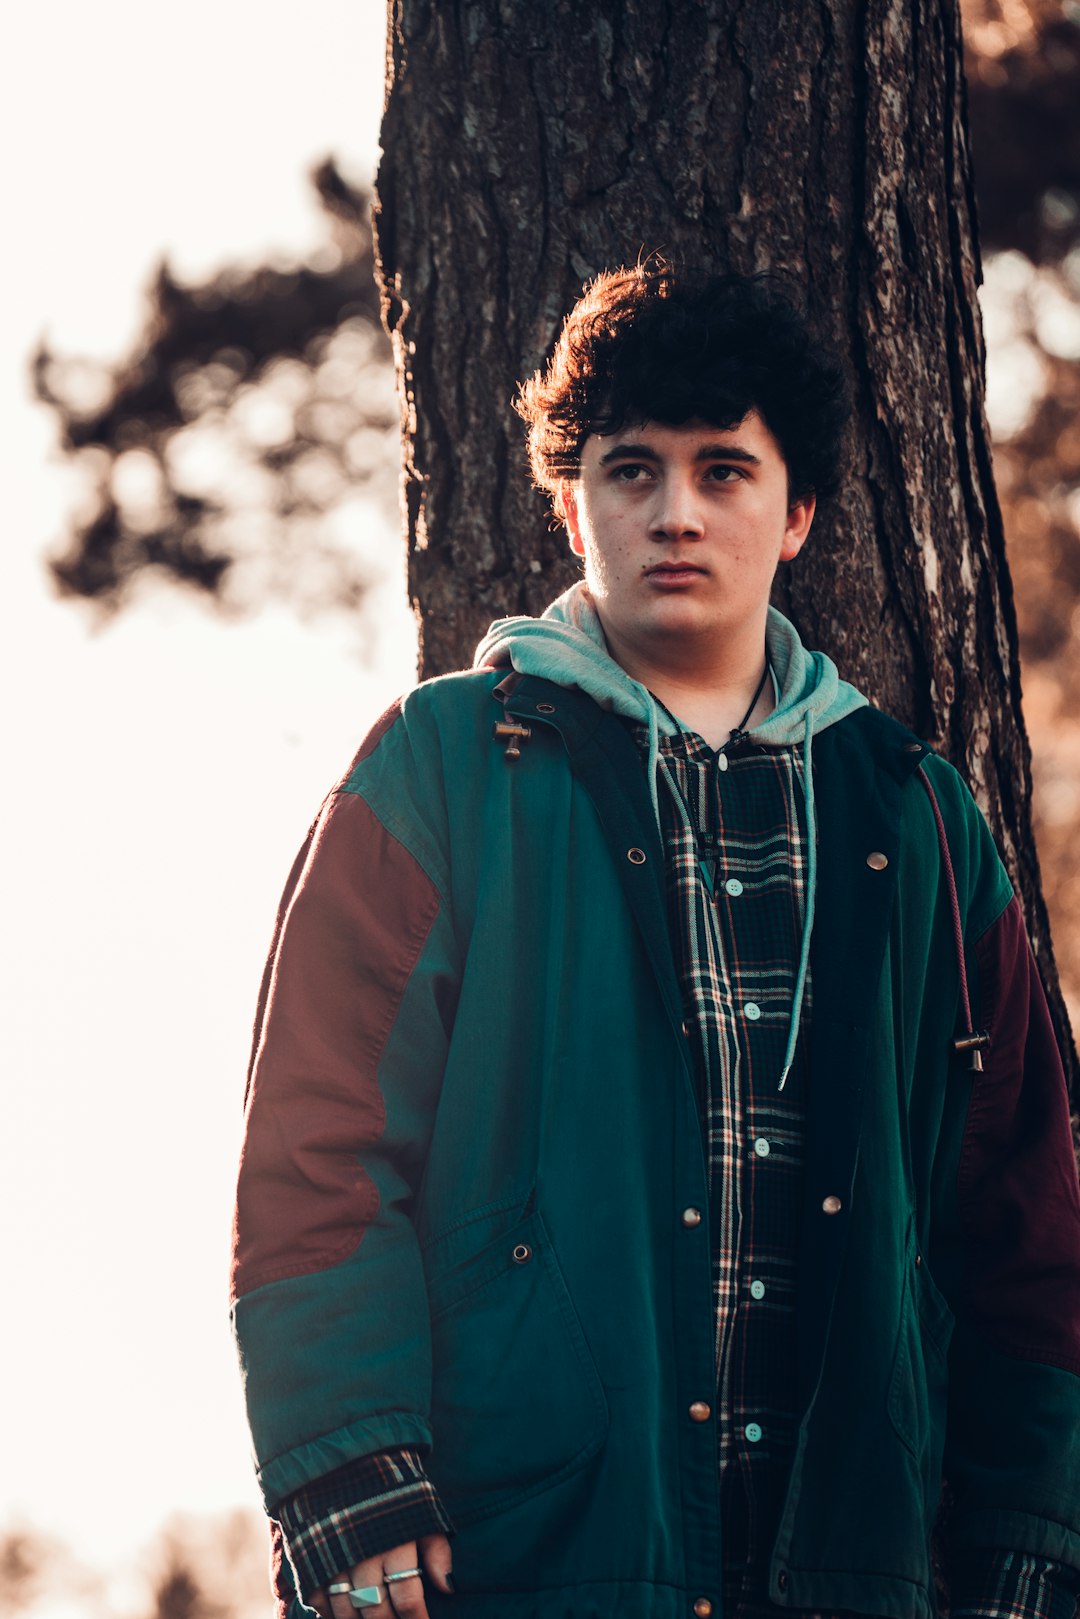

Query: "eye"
<box><xmin>610</xmin><ymin>463</ymin><xmax>653</xmax><ymax>483</ymax></box>
<box><xmin>705</xmin><ymin>464</ymin><xmax>745</xmax><ymax>483</ymax></box>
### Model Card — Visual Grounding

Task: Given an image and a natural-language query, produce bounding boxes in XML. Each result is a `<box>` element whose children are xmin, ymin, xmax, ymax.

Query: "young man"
<box><xmin>231</xmin><ymin>266</ymin><xmax>1080</xmax><ymax>1619</ymax></box>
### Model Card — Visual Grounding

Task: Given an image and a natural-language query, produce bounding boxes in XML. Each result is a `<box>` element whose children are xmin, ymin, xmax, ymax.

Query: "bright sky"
<box><xmin>1</xmin><ymin>0</ymin><xmax>413</xmax><ymax>1576</ymax></box>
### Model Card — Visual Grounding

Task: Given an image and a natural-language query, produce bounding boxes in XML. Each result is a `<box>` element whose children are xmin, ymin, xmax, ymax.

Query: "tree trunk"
<box><xmin>374</xmin><ymin>0</ymin><xmax>1075</xmax><ymax>1086</ymax></box>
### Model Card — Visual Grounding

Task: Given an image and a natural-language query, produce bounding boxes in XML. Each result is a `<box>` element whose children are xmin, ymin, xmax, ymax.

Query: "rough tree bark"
<box><xmin>374</xmin><ymin>0</ymin><xmax>1075</xmax><ymax>1084</ymax></box>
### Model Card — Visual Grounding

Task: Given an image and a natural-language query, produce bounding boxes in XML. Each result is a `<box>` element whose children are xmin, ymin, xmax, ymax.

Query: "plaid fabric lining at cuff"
<box><xmin>951</xmin><ymin>1551</ymin><xmax>1080</xmax><ymax>1619</ymax></box>
<box><xmin>273</xmin><ymin>1448</ymin><xmax>454</xmax><ymax>1601</ymax></box>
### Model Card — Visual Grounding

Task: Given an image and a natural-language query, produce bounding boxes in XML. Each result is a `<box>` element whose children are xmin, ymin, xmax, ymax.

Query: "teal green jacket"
<box><xmin>232</xmin><ymin>670</ymin><xmax>1080</xmax><ymax>1619</ymax></box>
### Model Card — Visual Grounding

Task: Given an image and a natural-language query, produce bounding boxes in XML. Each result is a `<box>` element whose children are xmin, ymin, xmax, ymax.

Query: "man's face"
<box><xmin>560</xmin><ymin>414</ymin><xmax>815</xmax><ymax>670</ymax></box>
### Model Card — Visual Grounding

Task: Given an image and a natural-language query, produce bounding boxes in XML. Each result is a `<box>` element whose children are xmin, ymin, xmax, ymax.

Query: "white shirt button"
<box><xmin>753</xmin><ymin>1137</ymin><xmax>771</xmax><ymax>1158</ymax></box>
<box><xmin>743</xmin><ymin>1001</ymin><xmax>761</xmax><ymax>1020</ymax></box>
<box><xmin>750</xmin><ymin>1279</ymin><xmax>766</xmax><ymax>1300</ymax></box>
<box><xmin>725</xmin><ymin>877</ymin><xmax>744</xmax><ymax>896</ymax></box>
<box><xmin>717</xmin><ymin>754</ymin><xmax>729</xmax><ymax>772</ymax></box>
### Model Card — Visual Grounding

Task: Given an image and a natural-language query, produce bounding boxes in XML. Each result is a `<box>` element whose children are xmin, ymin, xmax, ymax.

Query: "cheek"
<box><xmin>583</xmin><ymin>547</ymin><xmax>614</xmax><ymax>595</ymax></box>
<box><xmin>579</xmin><ymin>517</ymin><xmax>632</xmax><ymax>590</ymax></box>
<box><xmin>586</xmin><ymin>542</ymin><xmax>633</xmax><ymax>594</ymax></box>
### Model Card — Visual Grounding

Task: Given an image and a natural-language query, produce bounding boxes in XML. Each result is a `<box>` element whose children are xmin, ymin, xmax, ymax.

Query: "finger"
<box><xmin>327</xmin><ymin>1559</ymin><xmax>388</xmax><ymax>1619</ymax></box>
<box><xmin>419</xmin><ymin>1534</ymin><xmax>454</xmax><ymax>1596</ymax></box>
<box><xmin>382</xmin><ymin>1544</ymin><xmax>428</xmax><ymax>1619</ymax></box>
<box><xmin>326</xmin><ymin>1570</ymin><xmax>364</xmax><ymax>1619</ymax></box>
<box><xmin>308</xmin><ymin>1589</ymin><xmax>330</xmax><ymax>1619</ymax></box>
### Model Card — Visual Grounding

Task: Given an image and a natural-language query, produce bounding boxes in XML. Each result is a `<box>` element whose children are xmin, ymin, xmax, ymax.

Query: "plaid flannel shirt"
<box><xmin>272</xmin><ymin>722</ymin><xmax>1077</xmax><ymax>1619</ymax></box>
<box><xmin>274</xmin><ymin>1448</ymin><xmax>451</xmax><ymax>1598</ymax></box>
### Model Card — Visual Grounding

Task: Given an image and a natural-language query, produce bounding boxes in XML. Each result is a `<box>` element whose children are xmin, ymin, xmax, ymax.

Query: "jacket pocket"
<box><xmin>887</xmin><ymin>1221</ymin><xmax>955</xmax><ymax>1470</ymax></box>
<box><xmin>424</xmin><ymin>1208</ymin><xmax>609</xmax><ymax>1526</ymax></box>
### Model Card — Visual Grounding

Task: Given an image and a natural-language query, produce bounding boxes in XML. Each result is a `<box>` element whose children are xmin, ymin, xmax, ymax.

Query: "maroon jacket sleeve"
<box><xmin>939</xmin><ymin>888</ymin><xmax>1080</xmax><ymax>1574</ymax></box>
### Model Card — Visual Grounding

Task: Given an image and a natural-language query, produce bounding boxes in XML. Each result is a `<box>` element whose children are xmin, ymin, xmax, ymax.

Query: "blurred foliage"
<box><xmin>964</xmin><ymin>0</ymin><xmax>1080</xmax><ymax>263</ymax></box>
<box><xmin>32</xmin><ymin>159</ymin><xmax>398</xmax><ymax>620</ymax></box>
<box><xmin>0</xmin><ymin>1510</ymin><xmax>268</xmax><ymax>1619</ymax></box>
<box><xmin>0</xmin><ymin>1523</ymin><xmax>97</xmax><ymax>1618</ymax></box>
<box><xmin>144</xmin><ymin>1511</ymin><xmax>268</xmax><ymax>1619</ymax></box>
<box><xmin>962</xmin><ymin>1</ymin><xmax>1080</xmax><ymax>1019</ymax></box>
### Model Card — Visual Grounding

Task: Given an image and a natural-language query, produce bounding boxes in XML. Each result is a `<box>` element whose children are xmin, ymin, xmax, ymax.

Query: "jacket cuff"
<box><xmin>272</xmin><ymin>1449</ymin><xmax>454</xmax><ymax>1601</ymax></box>
<box><xmin>951</xmin><ymin>1550</ymin><xmax>1080</xmax><ymax>1619</ymax></box>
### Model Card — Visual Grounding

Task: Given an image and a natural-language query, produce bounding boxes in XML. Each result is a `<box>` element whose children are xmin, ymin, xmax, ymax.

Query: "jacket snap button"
<box><xmin>866</xmin><ymin>850</ymin><xmax>888</xmax><ymax>871</ymax></box>
<box><xmin>822</xmin><ymin>1195</ymin><xmax>842</xmax><ymax>1215</ymax></box>
<box><xmin>915</xmin><ymin>1253</ymin><xmax>922</xmax><ymax>1267</ymax></box>
<box><xmin>627</xmin><ymin>848</ymin><xmax>647</xmax><ymax>865</ymax></box>
<box><xmin>681</xmin><ymin>1207</ymin><xmax>703</xmax><ymax>1228</ymax></box>
<box><xmin>688</xmin><ymin>1400</ymin><xmax>711</xmax><ymax>1422</ymax></box>
<box><xmin>535</xmin><ymin>702</ymin><xmax>555</xmax><ymax>714</ymax></box>
<box><xmin>512</xmin><ymin>1244</ymin><xmax>531</xmax><ymax>1263</ymax></box>
<box><xmin>693</xmin><ymin>1602</ymin><xmax>713</xmax><ymax>1618</ymax></box>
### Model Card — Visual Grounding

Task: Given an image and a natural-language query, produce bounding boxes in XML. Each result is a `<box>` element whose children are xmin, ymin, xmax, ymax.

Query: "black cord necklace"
<box><xmin>651</xmin><ymin>658</ymin><xmax>771</xmax><ymax>759</ymax></box>
<box><xmin>651</xmin><ymin>658</ymin><xmax>772</xmax><ymax>889</ymax></box>
<box><xmin>724</xmin><ymin>660</ymin><xmax>771</xmax><ymax>750</ymax></box>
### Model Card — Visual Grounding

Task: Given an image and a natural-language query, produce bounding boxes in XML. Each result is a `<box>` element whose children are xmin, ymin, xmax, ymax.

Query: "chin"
<box><xmin>644</xmin><ymin>603</ymin><xmax>717</xmax><ymax>639</ymax></box>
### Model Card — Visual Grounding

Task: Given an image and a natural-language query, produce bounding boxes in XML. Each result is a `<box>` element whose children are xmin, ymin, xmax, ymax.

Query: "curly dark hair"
<box><xmin>516</xmin><ymin>261</ymin><xmax>849</xmax><ymax>507</ymax></box>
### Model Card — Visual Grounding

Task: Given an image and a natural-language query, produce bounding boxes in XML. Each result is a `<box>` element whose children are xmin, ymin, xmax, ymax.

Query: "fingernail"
<box><xmin>446</xmin><ymin>1573</ymin><xmax>454</xmax><ymax>1592</ymax></box>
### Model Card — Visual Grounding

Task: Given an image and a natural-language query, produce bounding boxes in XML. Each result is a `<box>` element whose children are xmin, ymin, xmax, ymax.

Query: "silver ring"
<box><xmin>346</xmin><ymin>1588</ymin><xmax>383</xmax><ymax>1610</ymax></box>
<box><xmin>327</xmin><ymin>1584</ymin><xmax>352</xmax><ymax>1597</ymax></box>
<box><xmin>383</xmin><ymin>1568</ymin><xmax>422</xmax><ymax>1584</ymax></box>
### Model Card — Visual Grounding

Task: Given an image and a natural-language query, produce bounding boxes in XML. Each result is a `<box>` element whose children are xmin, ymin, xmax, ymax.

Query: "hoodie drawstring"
<box><xmin>778</xmin><ymin>712</ymin><xmax>816</xmax><ymax>1092</ymax></box>
<box><xmin>653</xmin><ymin>699</ymin><xmax>817</xmax><ymax>1097</ymax></box>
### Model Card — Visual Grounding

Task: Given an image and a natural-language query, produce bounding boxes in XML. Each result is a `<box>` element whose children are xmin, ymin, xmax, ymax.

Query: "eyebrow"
<box><xmin>597</xmin><ymin>441</ymin><xmax>761</xmax><ymax>467</ymax></box>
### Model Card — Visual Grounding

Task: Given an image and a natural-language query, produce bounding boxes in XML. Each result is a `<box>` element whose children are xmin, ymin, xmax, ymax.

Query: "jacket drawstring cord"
<box><xmin>915</xmin><ymin>765</ymin><xmax>990</xmax><ymax>1071</ymax></box>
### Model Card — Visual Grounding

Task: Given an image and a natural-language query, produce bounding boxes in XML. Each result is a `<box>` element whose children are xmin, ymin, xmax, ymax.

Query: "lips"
<box><xmin>645</xmin><ymin>562</ymin><xmax>707</xmax><ymax>579</ymax></box>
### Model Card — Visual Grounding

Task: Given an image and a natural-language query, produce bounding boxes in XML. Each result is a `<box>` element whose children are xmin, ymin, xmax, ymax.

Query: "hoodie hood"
<box><xmin>475</xmin><ymin>579</ymin><xmax>869</xmax><ymax>1095</ymax></box>
<box><xmin>474</xmin><ymin>580</ymin><xmax>867</xmax><ymax>751</ymax></box>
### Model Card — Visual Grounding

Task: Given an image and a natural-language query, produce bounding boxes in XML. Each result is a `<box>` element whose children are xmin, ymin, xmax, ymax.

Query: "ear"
<box><xmin>560</xmin><ymin>482</ymin><xmax>586</xmax><ymax>558</ymax></box>
<box><xmin>779</xmin><ymin>493</ymin><xmax>816</xmax><ymax>563</ymax></box>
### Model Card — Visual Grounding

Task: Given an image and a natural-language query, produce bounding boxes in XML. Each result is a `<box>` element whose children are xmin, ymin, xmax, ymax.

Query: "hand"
<box><xmin>311</xmin><ymin>1535</ymin><xmax>453</xmax><ymax>1619</ymax></box>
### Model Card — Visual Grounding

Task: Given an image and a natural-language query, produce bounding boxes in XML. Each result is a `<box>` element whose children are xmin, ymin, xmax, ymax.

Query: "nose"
<box><xmin>648</xmin><ymin>471</ymin><xmax>706</xmax><ymax>542</ymax></box>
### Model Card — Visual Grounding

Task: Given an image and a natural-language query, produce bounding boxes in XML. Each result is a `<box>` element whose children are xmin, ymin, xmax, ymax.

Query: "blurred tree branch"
<box><xmin>32</xmin><ymin>160</ymin><xmax>398</xmax><ymax>620</ymax></box>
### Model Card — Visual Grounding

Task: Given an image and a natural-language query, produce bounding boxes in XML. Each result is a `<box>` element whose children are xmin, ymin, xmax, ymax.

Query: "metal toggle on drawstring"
<box><xmin>493</xmin><ymin>720</ymin><xmax>531</xmax><ymax>760</ymax></box>
<box><xmin>952</xmin><ymin>1031</ymin><xmax>991</xmax><ymax>1072</ymax></box>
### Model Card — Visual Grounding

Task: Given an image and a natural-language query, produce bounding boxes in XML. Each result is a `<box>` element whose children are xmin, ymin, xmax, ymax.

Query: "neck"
<box><xmin>600</xmin><ymin>617</ymin><xmax>774</xmax><ymax>749</ymax></box>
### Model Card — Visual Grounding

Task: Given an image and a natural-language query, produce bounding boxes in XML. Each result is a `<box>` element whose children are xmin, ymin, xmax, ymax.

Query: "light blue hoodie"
<box><xmin>474</xmin><ymin>581</ymin><xmax>868</xmax><ymax>1090</ymax></box>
